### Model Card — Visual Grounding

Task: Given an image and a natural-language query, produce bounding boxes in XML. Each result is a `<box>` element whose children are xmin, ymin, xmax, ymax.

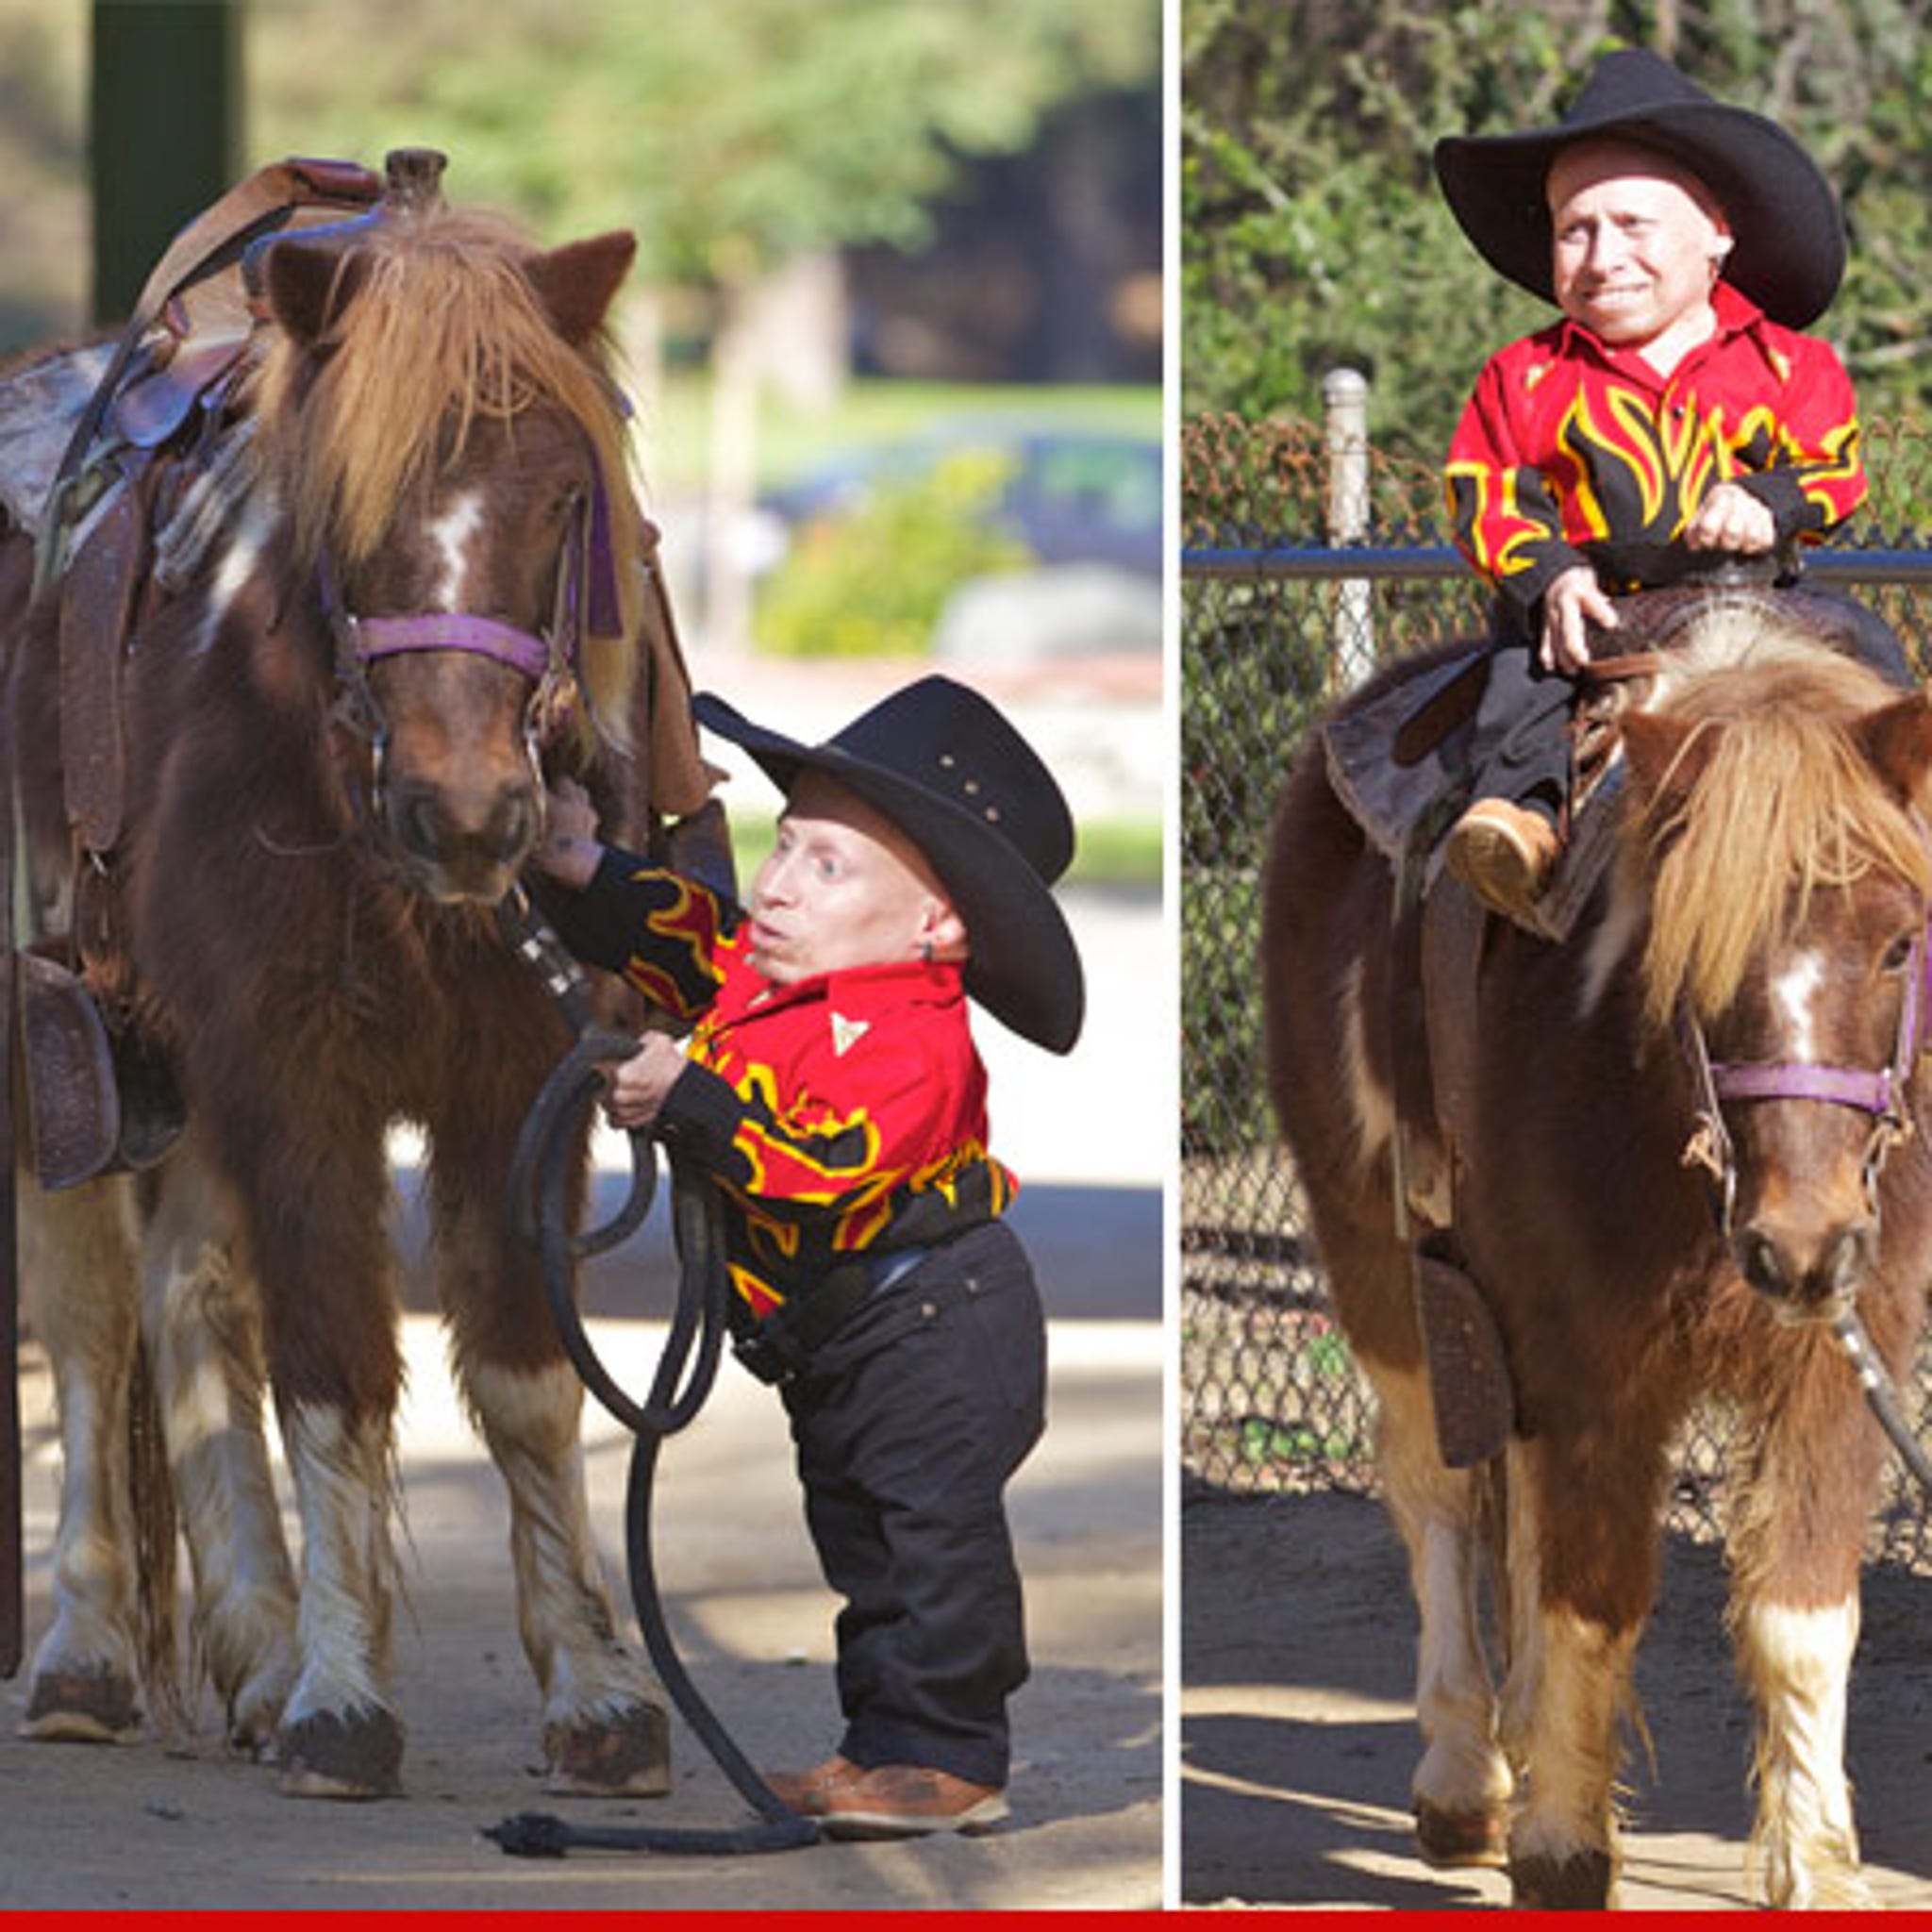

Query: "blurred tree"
<box><xmin>0</xmin><ymin>6</ymin><xmax>85</xmax><ymax>348</ymax></box>
<box><xmin>249</xmin><ymin>0</ymin><xmax>1158</xmax><ymax>642</ymax></box>
<box><xmin>253</xmin><ymin>0</ymin><xmax>1155</xmax><ymax>281</ymax></box>
<box><xmin>1184</xmin><ymin>0</ymin><xmax>1932</xmax><ymax>475</ymax></box>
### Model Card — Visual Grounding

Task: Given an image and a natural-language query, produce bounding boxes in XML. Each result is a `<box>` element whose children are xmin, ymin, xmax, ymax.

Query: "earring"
<box><xmin>921</xmin><ymin>939</ymin><xmax>935</xmax><ymax>963</ymax></box>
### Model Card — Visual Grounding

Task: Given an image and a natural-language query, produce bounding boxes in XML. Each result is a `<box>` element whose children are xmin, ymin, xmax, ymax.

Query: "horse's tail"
<box><xmin>126</xmin><ymin>1332</ymin><xmax>184</xmax><ymax>1732</ymax></box>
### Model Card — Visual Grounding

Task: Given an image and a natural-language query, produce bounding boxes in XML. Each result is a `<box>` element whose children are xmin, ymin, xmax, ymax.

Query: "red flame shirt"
<box><xmin>1445</xmin><ymin>281</ymin><xmax>1865</xmax><ymax>622</ymax></box>
<box><xmin>551</xmin><ymin>849</ymin><xmax>1013</xmax><ymax>1322</ymax></box>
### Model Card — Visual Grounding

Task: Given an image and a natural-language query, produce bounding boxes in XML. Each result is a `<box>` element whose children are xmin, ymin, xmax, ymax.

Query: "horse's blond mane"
<box><xmin>250</xmin><ymin>205</ymin><xmax>641</xmax><ymax>739</ymax></box>
<box><xmin>1629</xmin><ymin>604</ymin><xmax>1932</xmax><ymax>1028</ymax></box>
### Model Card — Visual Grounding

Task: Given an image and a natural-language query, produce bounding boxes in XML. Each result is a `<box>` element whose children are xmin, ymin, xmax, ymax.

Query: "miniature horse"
<box><xmin>1262</xmin><ymin>602</ymin><xmax>1932</xmax><ymax>1907</ymax></box>
<box><xmin>4</xmin><ymin>192</ymin><xmax>714</xmax><ymax>1796</ymax></box>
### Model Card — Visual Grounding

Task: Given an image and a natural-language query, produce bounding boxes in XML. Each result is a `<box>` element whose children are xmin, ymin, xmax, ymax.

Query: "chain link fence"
<box><xmin>1181</xmin><ymin>404</ymin><xmax>1932</xmax><ymax>1572</ymax></box>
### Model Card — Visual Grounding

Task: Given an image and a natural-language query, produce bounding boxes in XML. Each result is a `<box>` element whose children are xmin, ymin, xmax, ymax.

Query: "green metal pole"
<box><xmin>89</xmin><ymin>0</ymin><xmax>242</xmax><ymax>325</ymax></box>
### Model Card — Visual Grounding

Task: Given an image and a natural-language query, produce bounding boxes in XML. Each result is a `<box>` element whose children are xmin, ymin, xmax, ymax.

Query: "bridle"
<box><xmin>1678</xmin><ymin>917</ymin><xmax>1929</xmax><ymax>1241</ymax></box>
<box><xmin>1677</xmin><ymin>909</ymin><xmax>1932</xmax><ymax>1495</ymax></box>
<box><xmin>318</xmin><ymin>461</ymin><xmax>622</xmax><ymax>810</ymax></box>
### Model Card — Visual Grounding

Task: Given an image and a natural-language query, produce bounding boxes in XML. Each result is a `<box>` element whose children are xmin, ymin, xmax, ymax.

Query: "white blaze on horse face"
<box><xmin>428</xmin><ymin>490</ymin><xmax>485</xmax><ymax>611</ymax></box>
<box><xmin>1772</xmin><ymin>952</ymin><xmax>1825</xmax><ymax>1064</ymax></box>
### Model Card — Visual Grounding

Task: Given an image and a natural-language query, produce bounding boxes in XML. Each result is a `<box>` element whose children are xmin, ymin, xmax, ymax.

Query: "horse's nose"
<box><xmin>390</xmin><ymin>776</ymin><xmax>540</xmax><ymax>887</ymax></box>
<box><xmin>1734</xmin><ymin>1215</ymin><xmax>1875</xmax><ymax>1308</ymax></box>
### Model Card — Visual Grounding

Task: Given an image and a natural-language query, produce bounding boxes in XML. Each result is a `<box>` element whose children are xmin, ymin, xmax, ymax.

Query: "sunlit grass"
<box><xmin>638</xmin><ymin>374</ymin><xmax>1161</xmax><ymax>493</ymax></box>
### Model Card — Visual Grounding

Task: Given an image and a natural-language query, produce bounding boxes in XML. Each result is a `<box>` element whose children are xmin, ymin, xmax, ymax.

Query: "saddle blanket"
<box><xmin>0</xmin><ymin>344</ymin><xmax>113</xmax><ymax>536</ymax></box>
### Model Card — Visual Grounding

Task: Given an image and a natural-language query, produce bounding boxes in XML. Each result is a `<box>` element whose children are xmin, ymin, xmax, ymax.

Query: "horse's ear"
<box><xmin>262</xmin><ymin>236</ymin><xmax>370</xmax><ymax>346</ymax></box>
<box><xmin>525</xmin><ymin>231</ymin><xmax>638</xmax><ymax>344</ymax></box>
<box><xmin>1857</xmin><ymin>694</ymin><xmax>1932</xmax><ymax>810</ymax></box>
<box><xmin>1621</xmin><ymin>709</ymin><xmax>1709</xmax><ymax>809</ymax></box>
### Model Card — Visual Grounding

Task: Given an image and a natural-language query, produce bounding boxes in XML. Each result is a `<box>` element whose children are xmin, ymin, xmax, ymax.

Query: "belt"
<box><xmin>731</xmin><ymin>1242</ymin><xmax>935</xmax><ymax>1387</ymax></box>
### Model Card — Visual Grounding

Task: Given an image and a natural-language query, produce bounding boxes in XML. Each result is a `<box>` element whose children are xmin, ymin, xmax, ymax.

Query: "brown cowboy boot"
<box><xmin>1443</xmin><ymin>798</ymin><xmax>1560</xmax><ymax>925</ymax></box>
<box><xmin>763</xmin><ymin>1754</ymin><xmax>864</xmax><ymax>1814</ymax></box>
<box><xmin>813</xmin><ymin>1762</ymin><xmax>1010</xmax><ymax>1839</ymax></box>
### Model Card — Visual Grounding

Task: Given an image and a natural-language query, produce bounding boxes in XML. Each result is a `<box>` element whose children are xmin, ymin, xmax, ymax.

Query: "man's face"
<box><xmin>745</xmin><ymin>771</ymin><xmax>961</xmax><ymax>985</ymax></box>
<box><xmin>1546</xmin><ymin>139</ymin><xmax>1732</xmax><ymax>348</ymax></box>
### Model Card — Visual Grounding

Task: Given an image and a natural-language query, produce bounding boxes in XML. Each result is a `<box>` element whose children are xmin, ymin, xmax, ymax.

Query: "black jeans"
<box><xmin>778</xmin><ymin>1220</ymin><xmax>1046</xmax><ymax>1789</ymax></box>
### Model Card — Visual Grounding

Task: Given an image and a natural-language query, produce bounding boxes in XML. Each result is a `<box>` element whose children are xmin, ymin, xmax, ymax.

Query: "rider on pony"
<box><xmin>1433</xmin><ymin>45</ymin><xmax>1915</xmax><ymax>926</ymax></box>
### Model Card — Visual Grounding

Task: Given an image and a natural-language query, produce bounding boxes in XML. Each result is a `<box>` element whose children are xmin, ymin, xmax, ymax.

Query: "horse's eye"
<box><xmin>1881</xmin><ymin>931</ymin><xmax>1917</xmax><ymax>974</ymax></box>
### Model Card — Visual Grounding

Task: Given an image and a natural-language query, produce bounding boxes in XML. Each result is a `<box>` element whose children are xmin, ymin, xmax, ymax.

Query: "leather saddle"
<box><xmin>1336</xmin><ymin>575</ymin><xmax>1876</xmax><ymax>1467</ymax></box>
<box><xmin>8</xmin><ymin>149</ymin><xmax>721</xmax><ymax>1191</ymax></box>
<box><xmin>8</xmin><ymin>158</ymin><xmax>385</xmax><ymax>1191</ymax></box>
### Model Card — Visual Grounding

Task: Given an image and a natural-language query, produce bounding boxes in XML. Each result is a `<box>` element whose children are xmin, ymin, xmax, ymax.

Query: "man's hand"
<box><xmin>1540</xmin><ymin>564</ymin><xmax>1620</xmax><ymax>674</ymax></box>
<box><xmin>602</xmin><ymin>1033</ymin><xmax>688</xmax><ymax>1131</ymax></box>
<box><xmin>536</xmin><ymin>778</ymin><xmax>604</xmax><ymax>890</ymax></box>
<box><xmin>1683</xmin><ymin>480</ymin><xmax>1776</xmax><ymax>556</ymax></box>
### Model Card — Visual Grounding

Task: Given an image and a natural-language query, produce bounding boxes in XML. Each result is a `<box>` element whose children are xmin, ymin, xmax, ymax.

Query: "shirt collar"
<box><xmin>727</xmin><ymin>947</ymin><xmax>966</xmax><ymax>1022</ymax></box>
<box><xmin>1553</xmin><ymin>277</ymin><xmax>1768</xmax><ymax>366</ymax></box>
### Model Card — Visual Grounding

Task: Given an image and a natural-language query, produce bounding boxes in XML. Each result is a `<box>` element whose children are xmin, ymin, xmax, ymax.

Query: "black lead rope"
<box><xmin>1833</xmin><ymin>1306</ymin><xmax>1932</xmax><ymax>1499</ymax></box>
<box><xmin>484</xmin><ymin>892</ymin><xmax>818</xmax><ymax>1857</ymax></box>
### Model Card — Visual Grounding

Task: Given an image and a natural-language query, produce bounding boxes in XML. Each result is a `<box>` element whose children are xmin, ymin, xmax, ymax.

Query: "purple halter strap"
<box><xmin>1707</xmin><ymin>922</ymin><xmax>1930</xmax><ymax>1120</ymax></box>
<box><xmin>354</xmin><ymin>611</ymin><xmax>554</xmax><ymax>681</ymax></box>
<box><xmin>322</xmin><ymin>465</ymin><xmax>622</xmax><ymax>729</ymax></box>
<box><xmin>1681</xmin><ymin>918</ymin><xmax>1930</xmax><ymax>1239</ymax></box>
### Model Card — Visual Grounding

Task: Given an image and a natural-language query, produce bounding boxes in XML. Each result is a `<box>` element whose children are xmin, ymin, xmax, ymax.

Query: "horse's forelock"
<box><xmin>1626</xmin><ymin>612</ymin><xmax>1932</xmax><ymax>1030</ymax></box>
<box><xmin>251</xmin><ymin>207</ymin><xmax>641</xmax><ymax>742</ymax></box>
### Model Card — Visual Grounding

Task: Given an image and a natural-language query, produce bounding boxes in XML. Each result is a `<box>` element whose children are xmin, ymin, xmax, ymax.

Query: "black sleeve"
<box><xmin>547</xmin><ymin>846</ymin><xmax>736</xmax><ymax>1023</ymax></box>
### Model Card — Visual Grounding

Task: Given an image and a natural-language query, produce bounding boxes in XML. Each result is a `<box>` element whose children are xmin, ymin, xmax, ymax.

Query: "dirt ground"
<box><xmin>1182</xmin><ymin>1489</ymin><xmax>1932</xmax><ymax>1911</ymax></box>
<box><xmin>0</xmin><ymin>1313</ymin><xmax>1162</xmax><ymax>1911</ymax></box>
<box><xmin>0</xmin><ymin>860</ymin><xmax>1166</xmax><ymax>1912</ymax></box>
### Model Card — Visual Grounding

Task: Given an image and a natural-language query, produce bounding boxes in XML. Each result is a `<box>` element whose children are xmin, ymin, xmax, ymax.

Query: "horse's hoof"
<box><xmin>1511</xmin><ymin>1846</ymin><xmax>1615</xmax><ymax>1909</ymax></box>
<box><xmin>275</xmin><ymin>1707</ymin><xmax>405</xmax><ymax>1799</ymax></box>
<box><xmin>1415</xmin><ymin>1799</ymin><xmax>1507</xmax><ymax>1870</ymax></box>
<box><xmin>541</xmin><ymin>1700</ymin><xmax>673</xmax><ymax>1798</ymax></box>
<box><xmin>226</xmin><ymin>1703</ymin><xmax>279</xmax><ymax>1759</ymax></box>
<box><xmin>20</xmin><ymin>1667</ymin><xmax>142</xmax><ymax>1743</ymax></box>
<box><xmin>224</xmin><ymin>1657</ymin><xmax>297</xmax><ymax>1757</ymax></box>
<box><xmin>226</xmin><ymin>1703</ymin><xmax>278</xmax><ymax>1760</ymax></box>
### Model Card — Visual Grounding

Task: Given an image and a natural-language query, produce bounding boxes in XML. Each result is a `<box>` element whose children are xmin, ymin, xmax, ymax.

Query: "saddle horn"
<box><xmin>381</xmin><ymin>148</ymin><xmax>447</xmax><ymax>215</ymax></box>
<box><xmin>241</xmin><ymin>147</ymin><xmax>449</xmax><ymax>309</ymax></box>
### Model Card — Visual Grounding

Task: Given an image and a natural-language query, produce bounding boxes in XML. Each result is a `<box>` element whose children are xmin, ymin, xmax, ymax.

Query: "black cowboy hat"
<box><xmin>693</xmin><ymin>675</ymin><xmax>1085</xmax><ymax>1054</ymax></box>
<box><xmin>1433</xmin><ymin>45</ymin><xmax>1844</xmax><ymax>328</ymax></box>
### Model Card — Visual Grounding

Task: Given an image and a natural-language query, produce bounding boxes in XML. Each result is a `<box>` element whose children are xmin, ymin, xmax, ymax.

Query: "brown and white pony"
<box><xmin>1262</xmin><ymin>601</ymin><xmax>1932</xmax><ymax>1907</ymax></box>
<box><xmin>4</xmin><ymin>193</ymin><xmax>710</xmax><ymax>1797</ymax></box>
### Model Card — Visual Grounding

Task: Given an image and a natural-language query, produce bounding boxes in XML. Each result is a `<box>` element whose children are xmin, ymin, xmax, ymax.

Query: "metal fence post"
<box><xmin>1323</xmin><ymin>367</ymin><xmax>1374</xmax><ymax>684</ymax></box>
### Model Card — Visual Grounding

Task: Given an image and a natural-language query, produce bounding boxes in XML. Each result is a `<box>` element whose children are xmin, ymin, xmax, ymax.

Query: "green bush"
<box><xmin>754</xmin><ymin>448</ymin><xmax>1036</xmax><ymax>658</ymax></box>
